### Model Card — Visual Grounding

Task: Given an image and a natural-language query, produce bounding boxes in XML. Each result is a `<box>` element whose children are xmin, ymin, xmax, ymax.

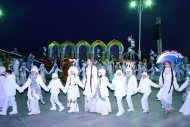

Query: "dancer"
<box><xmin>125</xmin><ymin>67</ymin><xmax>138</xmax><ymax>112</ymax></box>
<box><xmin>112</xmin><ymin>70</ymin><xmax>126</xmax><ymax>116</ymax></box>
<box><xmin>65</xmin><ymin>66</ymin><xmax>84</xmax><ymax>113</ymax></box>
<box><xmin>21</xmin><ymin>66</ymin><xmax>48</xmax><ymax>115</ymax></box>
<box><xmin>0</xmin><ymin>70</ymin><xmax>22</xmax><ymax>115</ymax></box>
<box><xmin>91</xmin><ymin>68</ymin><xmax>112</xmax><ymax>115</ymax></box>
<box><xmin>0</xmin><ymin>66</ymin><xmax>6</xmax><ymax>109</ymax></box>
<box><xmin>39</xmin><ymin>63</ymin><xmax>49</xmax><ymax>84</ymax></box>
<box><xmin>47</xmin><ymin>73</ymin><xmax>65</xmax><ymax>112</ymax></box>
<box><xmin>157</xmin><ymin>61</ymin><xmax>179</xmax><ymax>114</ymax></box>
<box><xmin>178</xmin><ymin>75</ymin><xmax>190</xmax><ymax>116</ymax></box>
<box><xmin>136</xmin><ymin>72</ymin><xmax>159</xmax><ymax>113</ymax></box>
<box><xmin>83</xmin><ymin>59</ymin><xmax>97</xmax><ymax>112</ymax></box>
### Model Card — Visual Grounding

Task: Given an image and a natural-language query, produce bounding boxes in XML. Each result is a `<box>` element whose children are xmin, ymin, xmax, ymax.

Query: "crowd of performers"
<box><xmin>0</xmin><ymin>54</ymin><xmax>190</xmax><ymax>117</ymax></box>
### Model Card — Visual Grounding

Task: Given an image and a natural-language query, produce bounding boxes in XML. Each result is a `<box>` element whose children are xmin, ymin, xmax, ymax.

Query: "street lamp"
<box><xmin>129</xmin><ymin>0</ymin><xmax>153</xmax><ymax>60</ymax></box>
<box><xmin>0</xmin><ymin>8</ymin><xmax>3</xmax><ymax>18</ymax></box>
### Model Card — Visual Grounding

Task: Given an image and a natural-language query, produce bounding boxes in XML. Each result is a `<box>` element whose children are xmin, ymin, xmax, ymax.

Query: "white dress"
<box><xmin>0</xmin><ymin>75</ymin><xmax>5</xmax><ymax>107</ymax></box>
<box><xmin>65</xmin><ymin>75</ymin><xmax>84</xmax><ymax>101</ymax></box>
<box><xmin>178</xmin><ymin>78</ymin><xmax>190</xmax><ymax>115</ymax></box>
<box><xmin>157</xmin><ymin>69</ymin><xmax>179</xmax><ymax>104</ymax></box>
<box><xmin>91</xmin><ymin>76</ymin><xmax>112</xmax><ymax>115</ymax></box>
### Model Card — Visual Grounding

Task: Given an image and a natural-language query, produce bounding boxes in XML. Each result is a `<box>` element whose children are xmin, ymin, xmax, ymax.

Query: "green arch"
<box><xmin>107</xmin><ymin>39</ymin><xmax>124</xmax><ymax>52</ymax></box>
<box><xmin>107</xmin><ymin>39</ymin><xmax>124</xmax><ymax>61</ymax></box>
<box><xmin>61</xmin><ymin>40</ymin><xmax>76</xmax><ymax>59</ymax></box>
<box><xmin>75</xmin><ymin>40</ymin><xmax>90</xmax><ymax>59</ymax></box>
<box><xmin>61</xmin><ymin>40</ymin><xmax>76</xmax><ymax>52</ymax></box>
<box><xmin>48</xmin><ymin>41</ymin><xmax>61</xmax><ymax>59</ymax></box>
<box><xmin>90</xmin><ymin>40</ymin><xmax>107</xmax><ymax>52</ymax></box>
<box><xmin>76</xmin><ymin>40</ymin><xmax>90</xmax><ymax>52</ymax></box>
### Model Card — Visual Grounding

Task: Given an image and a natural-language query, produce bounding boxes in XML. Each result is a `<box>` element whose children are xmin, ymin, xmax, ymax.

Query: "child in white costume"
<box><xmin>0</xmin><ymin>70</ymin><xmax>22</xmax><ymax>115</ymax></box>
<box><xmin>157</xmin><ymin>61</ymin><xmax>179</xmax><ymax>114</ymax></box>
<box><xmin>21</xmin><ymin>66</ymin><xmax>48</xmax><ymax>115</ymax></box>
<box><xmin>136</xmin><ymin>72</ymin><xmax>159</xmax><ymax>113</ymax></box>
<box><xmin>65</xmin><ymin>66</ymin><xmax>84</xmax><ymax>113</ymax></box>
<box><xmin>0</xmin><ymin>66</ymin><xmax>6</xmax><ymax>109</ymax></box>
<box><xmin>19</xmin><ymin>62</ymin><xmax>28</xmax><ymax>86</ymax></box>
<box><xmin>125</xmin><ymin>67</ymin><xmax>138</xmax><ymax>112</ymax></box>
<box><xmin>91</xmin><ymin>68</ymin><xmax>112</xmax><ymax>115</ymax></box>
<box><xmin>178</xmin><ymin>74</ymin><xmax>190</xmax><ymax>116</ymax></box>
<box><xmin>47</xmin><ymin>73</ymin><xmax>65</xmax><ymax>112</ymax></box>
<box><xmin>83</xmin><ymin>59</ymin><xmax>98</xmax><ymax>112</ymax></box>
<box><xmin>39</xmin><ymin>63</ymin><xmax>49</xmax><ymax>84</ymax></box>
<box><xmin>112</xmin><ymin>70</ymin><xmax>126</xmax><ymax>116</ymax></box>
<box><xmin>49</xmin><ymin>63</ymin><xmax>62</xmax><ymax>75</ymax></box>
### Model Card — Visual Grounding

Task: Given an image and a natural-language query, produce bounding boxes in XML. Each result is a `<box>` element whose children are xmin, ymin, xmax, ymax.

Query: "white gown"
<box><xmin>178</xmin><ymin>78</ymin><xmax>190</xmax><ymax>115</ymax></box>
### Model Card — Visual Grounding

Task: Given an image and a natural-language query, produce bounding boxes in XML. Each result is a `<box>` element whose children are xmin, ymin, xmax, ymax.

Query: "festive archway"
<box><xmin>91</xmin><ymin>40</ymin><xmax>107</xmax><ymax>60</ymax></box>
<box><xmin>61</xmin><ymin>40</ymin><xmax>76</xmax><ymax>59</ymax></box>
<box><xmin>75</xmin><ymin>40</ymin><xmax>91</xmax><ymax>60</ymax></box>
<box><xmin>107</xmin><ymin>39</ymin><xmax>124</xmax><ymax>61</ymax></box>
<box><xmin>48</xmin><ymin>41</ymin><xmax>61</xmax><ymax>60</ymax></box>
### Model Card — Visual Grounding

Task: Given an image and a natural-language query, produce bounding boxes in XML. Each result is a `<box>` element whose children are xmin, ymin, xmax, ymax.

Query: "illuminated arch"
<box><xmin>91</xmin><ymin>40</ymin><xmax>107</xmax><ymax>60</ymax></box>
<box><xmin>61</xmin><ymin>40</ymin><xmax>76</xmax><ymax>59</ymax></box>
<box><xmin>75</xmin><ymin>40</ymin><xmax>91</xmax><ymax>60</ymax></box>
<box><xmin>107</xmin><ymin>39</ymin><xmax>124</xmax><ymax>61</ymax></box>
<box><xmin>48</xmin><ymin>41</ymin><xmax>61</xmax><ymax>59</ymax></box>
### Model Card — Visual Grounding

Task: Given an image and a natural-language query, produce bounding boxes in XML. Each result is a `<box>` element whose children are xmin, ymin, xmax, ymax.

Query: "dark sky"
<box><xmin>0</xmin><ymin>0</ymin><xmax>190</xmax><ymax>57</ymax></box>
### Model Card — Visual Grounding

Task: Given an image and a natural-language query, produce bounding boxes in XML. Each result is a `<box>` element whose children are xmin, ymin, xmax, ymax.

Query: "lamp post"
<box><xmin>0</xmin><ymin>8</ymin><xmax>3</xmax><ymax>18</ymax></box>
<box><xmin>129</xmin><ymin>0</ymin><xmax>153</xmax><ymax>60</ymax></box>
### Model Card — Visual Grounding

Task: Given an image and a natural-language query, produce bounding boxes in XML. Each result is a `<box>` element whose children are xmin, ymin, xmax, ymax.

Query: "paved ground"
<box><xmin>0</xmin><ymin>82</ymin><xmax>190</xmax><ymax>127</ymax></box>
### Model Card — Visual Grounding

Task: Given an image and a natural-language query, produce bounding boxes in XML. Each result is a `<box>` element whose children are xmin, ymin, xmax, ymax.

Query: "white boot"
<box><xmin>9</xmin><ymin>111</ymin><xmax>18</xmax><ymax>115</ymax></box>
<box><xmin>59</xmin><ymin>106</ymin><xmax>64</xmax><ymax>112</ymax></box>
<box><xmin>127</xmin><ymin>108</ymin><xmax>134</xmax><ymax>112</ymax></box>
<box><xmin>0</xmin><ymin>111</ymin><xmax>6</xmax><ymax>116</ymax></box>
<box><xmin>72</xmin><ymin>103</ymin><xmax>79</xmax><ymax>112</ymax></box>
<box><xmin>50</xmin><ymin>106</ymin><xmax>56</xmax><ymax>110</ymax></box>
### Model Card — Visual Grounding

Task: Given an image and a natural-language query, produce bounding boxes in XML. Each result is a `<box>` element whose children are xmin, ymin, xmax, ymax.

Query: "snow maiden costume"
<box><xmin>178</xmin><ymin>73</ymin><xmax>190</xmax><ymax>116</ymax></box>
<box><xmin>65</xmin><ymin>66</ymin><xmax>84</xmax><ymax>113</ymax></box>
<box><xmin>21</xmin><ymin>66</ymin><xmax>48</xmax><ymax>115</ymax></box>
<box><xmin>83</xmin><ymin>59</ymin><xmax>98</xmax><ymax>112</ymax></box>
<box><xmin>157</xmin><ymin>61</ymin><xmax>179</xmax><ymax>114</ymax></box>
<box><xmin>91</xmin><ymin>68</ymin><xmax>112</xmax><ymax>115</ymax></box>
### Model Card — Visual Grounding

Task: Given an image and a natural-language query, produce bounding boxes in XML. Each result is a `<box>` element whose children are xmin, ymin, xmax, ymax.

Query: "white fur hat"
<box><xmin>52</xmin><ymin>73</ymin><xmax>58</xmax><ymax>78</ymax></box>
<box><xmin>0</xmin><ymin>66</ymin><xmax>6</xmax><ymax>75</ymax></box>
<box><xmin>126</xmin><ymin>67</ymin><xmax>132</xmax><ymax>73</ymax></box>
<box><xmin>141</xmin><ymin>72</ymin><xmax>148</xmax><ymax>77</ymax></box>
<box><xmin>31</xmin><ymin>66</ymin><xmax>38</xmax><ymax>73</ymax></box>
<box><xmin>98</xmin><ymin>68</ymin><xmax>106</xmax><ymax>76</ymax></box>
<box><xmin>116</xmin><ymin>70</ymin><xmax>123</xmax><ymax>75</ymax></box>
<box><xmin>68</xmin><ymin>66</ymin><xmax>78</xmax><ymax>76</ymax></box>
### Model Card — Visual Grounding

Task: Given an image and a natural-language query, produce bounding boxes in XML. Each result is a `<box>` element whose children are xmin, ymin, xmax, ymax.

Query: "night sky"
<box><xmin>0</xmin><ymin>0</ymin><xmax>190</xmax><ymax>57</ymax></box>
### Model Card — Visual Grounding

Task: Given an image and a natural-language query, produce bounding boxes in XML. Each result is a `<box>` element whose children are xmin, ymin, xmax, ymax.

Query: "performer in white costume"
<box><xmin>65</xmin><ymin>66</ymin><xmax>84</xmax><ymax>113</ymax></box>
<box><xmin>21</xmin><ymin>66</ymin><xmax>48</xmax><ymax>115</ymax></box>
<box><xmin>157</xmin><ymin>61</ymin><xmax>179</xmax><ymax>114</ymax></box>
<box><xmin>83</xmin><ymin>59</ymin><xmax>98</xmax><ymax>112</ymax></box>
<box><xmin>39</xmin><ymin>63</ymin><xmax>49</xmax><ymax>84</ymax></box>
<box><xmin>0</xmin><ymin>70</ymin><xmax>22</xmax><ymax>115</ymax></box>
<box><xmin>91</xmin><ymin>68</ymin><xmax>113</xmax><ymax>115</ymax></box>
<box><xmin>47</xmin><ymin>73</ymin><xmax>65</xmax><ymax>112</ymax></box>
<box><xmin>178</xmin><ymin>73</ymin><xmax>190</xmax><ymax>116</ymax></box>
<box><xmin>136</xmin><ymin>72</ymin><xmax>159</xmax><ymax>113</ymax></box>
<box><xmin>125</xmin><ymin>67</ymin><xmax>137</xmax><ymax>112</ymax></box>
<box><xmin>112</xmin><ymin>70</ymin><xmax>126</xmax><ymax>116</ymax></box>
<box><xmin>0</xmin><ymin>66</ymin><xmax>6</xmax><ymax>109</ymax></box>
